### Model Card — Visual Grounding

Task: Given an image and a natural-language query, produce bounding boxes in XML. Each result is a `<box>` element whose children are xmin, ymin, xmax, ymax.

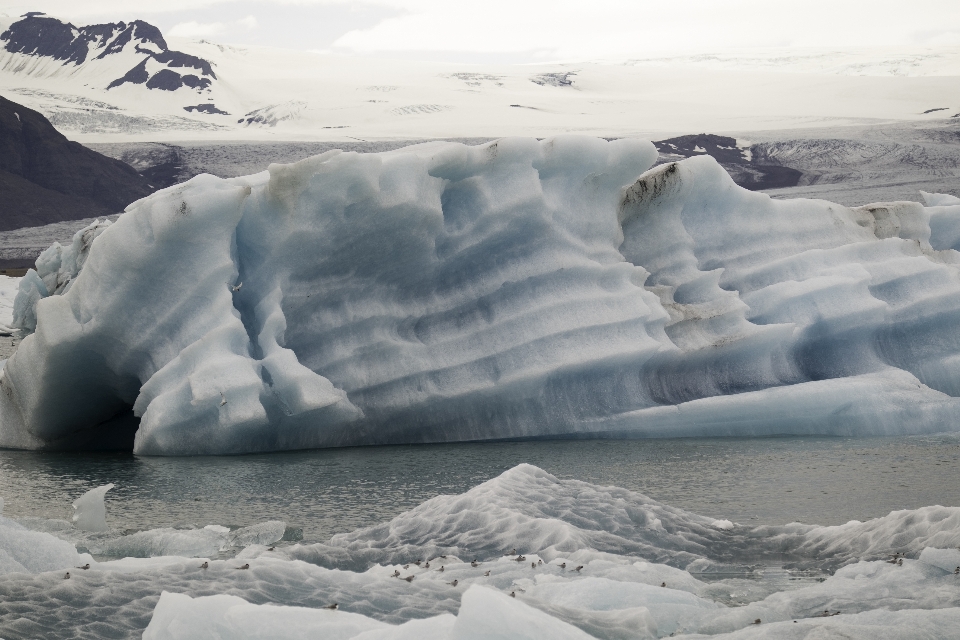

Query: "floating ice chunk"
<box><xmin>11</xmin><ymin>219</ymin><xmax>113</xmax><ymax>333</ymax></box>
<box><xmin>920</xmin><ymin>190</ymin><xmax>960</xmax><ymax>206</ymax></box>
<box><xmin>72</xmin><ymin>483</ymin><xmax>113</xmax><ymax>532</ymax></box>
<box><xmin>143</xmin><ymin>591</ymin><xmax>409</xmax><ymax>640</ymax></box>
<box><xmin>94</xmin><ymin>556</ymin><xmax>204</xmax><ymax>573</ymax></box>
<box><xmin>452</xmin><ymin>585</ymin><xmax>595</xmax><ymax>640</ymax></box>
<box><xmin>0</xmin><ymin>275</ymin><xmax>20</xmax><ymax>329</ymax></box>
<box><xmin>354</xmin><ymin>615</ymin><xmax>456</xmax><ymax>639</ymax></box>
<box><xmin>10</xmin><ymin>268</ymin><xmax>47</xmax><ymax>333</ymax></box>
<box><xmin>0</xmin><ymin>508</ymin><xmax>93</xmax><ymax>575</ymax></box>
<box><xmin>228</xmin><ymin>520</ymin><xmax>287</xmax><ymax>547</ymax></box>
<box><xmin>97</xmin><ymin>526</ymin><xmax>228</xmax><ymax>558</ymax></box>
<box><xmin>917</xmin><ymin>546</ymin><xmax>960</xmax><ymax>573</ymax></box>
<box><xmin>525</xmin><ymin>577</ymin><xmax>714</xmax><ymax>637</ymax></box>
<box><xmin>702</xmin><ymin>608</ymin><xmax>960</xmax><ymax>639</ymax></box>
<box><xmin>698</xmin><ymin>557</ymin><xmax>960</xmax><ymax>634</ymax></box>
<box><xmin>927</xmin><ymin>202</ymin><xmax>960</xmax><ymax>251</ymax></box>
<box><xmin>204</xmin><ymin>524</ymin><xmax>230</xmax><ymax>534</ymax></box>
<box><xmin>91</xmin><ymin>520</ymin><xmax>286</xmax><ymax>558</ymax></box>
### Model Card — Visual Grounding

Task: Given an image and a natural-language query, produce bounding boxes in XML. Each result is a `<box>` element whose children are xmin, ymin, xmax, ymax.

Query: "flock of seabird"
<box><xmin>382</xmin><ymin>550</ymin><xmax>585</xmax><ymax>595</ymax></box>
<box><xmin>57</xmin><ymin>544</ymin><xmax>942</xmax><ymax>632</ymax></box>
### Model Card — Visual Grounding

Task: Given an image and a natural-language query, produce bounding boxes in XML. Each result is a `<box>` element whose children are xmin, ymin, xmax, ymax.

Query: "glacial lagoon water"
<box><xmin>2</xmin><ymin>434</ymin><xmax>960</xmax><ymax>543</ymax></box>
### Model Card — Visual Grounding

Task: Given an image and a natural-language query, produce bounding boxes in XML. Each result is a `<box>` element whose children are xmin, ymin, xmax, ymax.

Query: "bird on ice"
<box><xmin>64</xmin><ymin>572</ymin><xmax>70</xmax><ymax>579</ymax></box>
<box><xmin>483</xmin><ymin>570</ymin><xmax>491</xmax><ymax>577</ymax></box>
<box><xmin>76</xmin><ymin>564</ymin><xmax>90</xmax><ymax>570</ymax></box>
<box><xmin>391</xmin><ymin>570</ymin><xmax>400</xmax><ymax>578</ymax></box>
<box><xmin>236</xmin><ymin>564</ymin><xmax>249</xmax><ymax>570</ymax></box>
<box><xmin>200</xmin><ymin>562</ymin><xmax>208</xmax><ymax>569</ymax></box>
<box><xmin>323</xmin><ymin>603</ymin><xmax>338</xmax><ymax>610</ymax></box>
<box><xmin>403</xmin><ymin>575</ymin><xmax>415</xmax><ymax>582</ymax></box>
<box><xmin>230</xmin><ymin>282</ymin><xmax>243</xmax><ymax>292</ymax></box>
<box><xmin>447</xmin><ymin>580</ymin><xmax>459</xmax><ymax>587</ymax></box>
<box><xmin>575</xmin><ymin>565</ymin><xmax>583</xmax><ymax>572</ymax></box>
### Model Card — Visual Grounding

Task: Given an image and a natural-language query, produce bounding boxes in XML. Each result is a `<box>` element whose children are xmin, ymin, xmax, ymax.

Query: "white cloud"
<box><xmin>168</xmin><ymin>20</ymin><xmax>227</xmax><ymax>37</ymax></box>
<box><xmin>6</xmin><ymin>0</ymin><xmax>960</xmax><ymax>58</ymax></box>
<box><xmin>329</xmin><ymin>0</ymin><xmax>960</xmax><ymax>59</ymax></box>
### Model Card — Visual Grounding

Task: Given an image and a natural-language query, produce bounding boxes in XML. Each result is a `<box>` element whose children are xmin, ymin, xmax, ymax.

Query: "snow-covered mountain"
<box><xmin>1</xmin><ymin>13</ymin><xmax>959</xmax><ymax>142</ymax></box>
<box><xmin>0</xmin><ymin>14</ymin><xmax>216</xmax><ymax>94</ymax></box>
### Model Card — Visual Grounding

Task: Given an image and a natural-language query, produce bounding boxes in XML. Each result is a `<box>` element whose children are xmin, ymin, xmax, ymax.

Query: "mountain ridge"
<box><xmin>0</xmin><ymin>93</ymin><xmax>154</xmax><ymax>234</ymax></box>
<box><xmin>1</xmin><ymin>14</ymin><xmax>216</xmax><ymax>93</ymax></box>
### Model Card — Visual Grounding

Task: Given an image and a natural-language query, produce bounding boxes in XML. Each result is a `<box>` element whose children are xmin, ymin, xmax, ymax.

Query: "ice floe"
<box><xmin>4</xmin><ymin>464</ymin><xmax>957</xmax><ymax>638</ymax></box>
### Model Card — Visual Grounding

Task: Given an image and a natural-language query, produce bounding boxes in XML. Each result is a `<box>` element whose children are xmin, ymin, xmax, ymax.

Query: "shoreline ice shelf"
<box><xmin>4</xmin><ymin>465</ymin><xmax>960</xmax><ymax>639</ymax></box>
<box><xmin>3</xmin><ymin>136</ymin><xmax>960</xmax><ymax>454</ymax></box>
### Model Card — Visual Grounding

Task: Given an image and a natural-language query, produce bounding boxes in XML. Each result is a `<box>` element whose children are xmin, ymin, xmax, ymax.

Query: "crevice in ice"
<box><xmin>45</xmin><ymin>407</ymin><xmax>139</xmax><ymax>452</ymax></box>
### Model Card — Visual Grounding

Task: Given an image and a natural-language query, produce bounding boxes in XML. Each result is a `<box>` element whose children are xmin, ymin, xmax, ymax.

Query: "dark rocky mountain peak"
<box><xmin>654</xmin><ymin>133</ymin><xmax>802</xmax><ymax>191</ymax></box>
<box><xmin>0</xmin><ymin>94</ymin><xmax>155</xmax><ymax>233</ymax></box>
<box><xmin>1</xmin><ymin>15</ymin><xmax>215</xmax><ymax>93</ymax></box>
<box><xmin>654</xmin><ymin>134</ymin><xmax>746</xmax><ymax>164</ymax></box>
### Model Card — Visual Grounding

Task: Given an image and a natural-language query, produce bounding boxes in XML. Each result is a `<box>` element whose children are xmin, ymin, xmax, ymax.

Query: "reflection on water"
<box><xmin>1</xmin><ymin>435</ymin><xmax>959</xmax><ymax>542</ymax></box>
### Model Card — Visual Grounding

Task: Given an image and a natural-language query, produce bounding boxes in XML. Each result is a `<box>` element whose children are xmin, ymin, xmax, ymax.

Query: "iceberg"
<box><xmin>4</xmin><ymin>136</ymin><xmax>960</xmax><ymax>454</ymax></box>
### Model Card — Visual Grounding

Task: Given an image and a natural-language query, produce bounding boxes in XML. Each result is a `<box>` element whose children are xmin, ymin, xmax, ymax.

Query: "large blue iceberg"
<box><xmin>3</xmin><ymin>136</ymin><xmax>960</xmax><ymax>454</ymax></box>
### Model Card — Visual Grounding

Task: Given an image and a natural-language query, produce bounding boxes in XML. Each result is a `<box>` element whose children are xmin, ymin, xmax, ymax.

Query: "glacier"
<box><xmin>4</xmin><ymin>464</ymin><xmax>960</xmax><ymax>639</ymax></box>
<box><xmin>4</xmin><ymin>135</ymin><xmax>960</xmax><ymax>454</ymax></box>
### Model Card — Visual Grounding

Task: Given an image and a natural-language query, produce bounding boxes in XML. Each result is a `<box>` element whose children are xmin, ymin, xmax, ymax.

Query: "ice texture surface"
<box><xmin>4</xmin><ymin>464</ymin><xmax>960</xmax><ymax>639</ymax></box>
<box><xmin>5</xmin><ymin>136</ymin><xmax>960</xmax><ymax>453</ymax></box>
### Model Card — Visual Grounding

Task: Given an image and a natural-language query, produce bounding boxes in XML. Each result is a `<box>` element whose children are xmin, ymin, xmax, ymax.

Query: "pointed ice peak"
<box><xmin>72</xmin><ymin>484</ymin><xmax>114</xmax><ymax>532</ymax></box>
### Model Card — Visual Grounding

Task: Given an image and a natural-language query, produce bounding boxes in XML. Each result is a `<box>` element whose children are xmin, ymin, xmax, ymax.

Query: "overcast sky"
<box><xmin>3</xmin><ymin>0</ymin><xmax>960</xmax><ymax>62</ymax></box>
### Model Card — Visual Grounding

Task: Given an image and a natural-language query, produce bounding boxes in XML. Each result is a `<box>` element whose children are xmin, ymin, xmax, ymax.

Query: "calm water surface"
<box><xmin>2</xmin><ymin>435</ymin><xmax>960</xmax><ymax>542</ymax></box>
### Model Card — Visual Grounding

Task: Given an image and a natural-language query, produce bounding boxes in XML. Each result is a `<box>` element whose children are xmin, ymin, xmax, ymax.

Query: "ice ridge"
<box><xmin>4</xmin><ymin>136</ymin><xmax>960</xmax><ymax>454</ymax></box>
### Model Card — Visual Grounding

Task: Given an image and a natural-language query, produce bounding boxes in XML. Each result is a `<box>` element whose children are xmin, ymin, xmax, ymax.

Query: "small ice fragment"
<box><xmin>72</xmin><ymin>483</ymin><xmax>114</xmax><ymax>532</ymax></box>
<box><xmin>204</xmin><ymin>524</ymin><xmax>230</xmax><ymax>534</ymax></box>
<box><xmin>920</xmin><ymin>191</ymin><xmax>960</xmax><ymax>206</ymax></box>
<box><xmin>711</xmin><ymin>519</ymin><xmax>734</xmax><ymax>530</ymax></box>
